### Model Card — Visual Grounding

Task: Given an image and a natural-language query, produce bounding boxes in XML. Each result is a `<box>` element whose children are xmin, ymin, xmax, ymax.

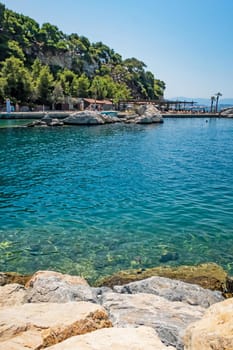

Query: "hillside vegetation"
<box><xmin>0</xmin><ymin>2</ymin><xmax>165</xmax><ymax>107</ymax></box>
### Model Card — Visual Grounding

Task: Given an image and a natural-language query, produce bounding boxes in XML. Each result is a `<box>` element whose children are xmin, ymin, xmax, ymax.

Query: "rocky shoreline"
<box><xmin>0</xmin><ymin>263</ymin><xmax>233</xmax><ymax>349</ymax></box>
<box><xmin>25</xmin><ymin>104</ymin><xmax>163</xmax><ymax>127</ymax></box>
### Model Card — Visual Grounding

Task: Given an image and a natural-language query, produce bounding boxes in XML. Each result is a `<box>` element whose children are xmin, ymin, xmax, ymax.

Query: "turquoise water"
<box><xmin>0</xmin><ymin>119</ymin><xmax>29</xmax><ymax>128</ymax></box>
<box><xmin>1</xmin><ymin>118</ymin><xmax>233</xmax><ymax>282</ymax></box>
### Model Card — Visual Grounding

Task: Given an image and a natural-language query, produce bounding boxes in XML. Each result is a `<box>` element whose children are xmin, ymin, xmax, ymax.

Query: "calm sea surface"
<box><xmin>0</xmin><ymin>118</ymin><xmax>233</xmax><ymax>282</ymax></box>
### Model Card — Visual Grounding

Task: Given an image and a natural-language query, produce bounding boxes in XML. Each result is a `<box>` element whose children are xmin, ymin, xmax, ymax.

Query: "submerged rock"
<box><xmin>95</xmin><ymin>263</ymin><xmax>227</xmax><ymax>291</ymax></box>
<box><xmin>159</xmin><ymin>252</ymin><xmax>179</xmax><ymax>263</ymax></box>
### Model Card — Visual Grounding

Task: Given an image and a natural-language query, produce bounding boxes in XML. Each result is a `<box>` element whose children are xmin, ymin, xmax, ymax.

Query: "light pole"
<box><xmin>215</xmin><ymin>92</ymin><xmax>222</xmax><ymax>113</ymax></box>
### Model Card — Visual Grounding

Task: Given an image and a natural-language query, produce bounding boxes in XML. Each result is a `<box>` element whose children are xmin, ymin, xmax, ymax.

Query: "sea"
<box><xmin>0</xmin><ymin>117</ymin><xmax>233</xmax><ymax>283</ymax></box>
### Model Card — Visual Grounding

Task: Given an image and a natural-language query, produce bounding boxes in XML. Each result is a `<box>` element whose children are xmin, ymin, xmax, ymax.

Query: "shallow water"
<box><xmin>0</xmin><ymin>118</ymin><xmax>233</xmax><ymax>282</ymax></box>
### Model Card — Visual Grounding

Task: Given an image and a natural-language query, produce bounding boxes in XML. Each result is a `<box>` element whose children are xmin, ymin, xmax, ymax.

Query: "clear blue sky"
<box><xmin>1</xmin><ymin>0</ymin><xmax>233</xmax><ymax>99</ymax></box>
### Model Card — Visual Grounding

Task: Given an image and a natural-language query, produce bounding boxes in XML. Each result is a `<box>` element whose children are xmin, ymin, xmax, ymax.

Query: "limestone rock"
<box><xmin>63</xmin><ymin>111</ymin><xmax>105</xmax><ymax>125</ymax></box>
<box><xmin>184</xmin><ymin>298</ymin><xmax>233</xmax><ymax>350</ymax></box>
<box><xmin>96</xmin><ymin>263</ymin><xmax>227</xmax><ymax>291</ymax></box>
<box><xmin>100</xmin><ymin>113</ymin><xmax>121</xmax><ymax>123</ymax></box>
<box><xmin>101</xmin><ymin>292</ymin><xmax>204</xmax><ymax>349</ymax></box>
<box><xmin>0</xmin><ymin>283</ymin><xmax>27</xmax><ymax>307</ymax></box>
<box><xmin>46</xmin><ymin>326</ymin><xmax>175</xmax><ymax>350</ymax></box>
<box><xmin>25</xmin><ymin>270</ymin><xmax>88</xmax><ymax>288</ymax></box>
<box><xmin>26</xmin><ymin>276</ymin><xmax>98</xmax><ymax>303</ymax></box>
<box><xmin>113</xmin><ymin>276</ymin><xmax>224</xmax><ymax>308</ymax></box>
<box><xmin>0</xmin><ymin>302</ymin><xmax>111</xmax><ymax>349</ymax></box>
<box><xmin>135</xmin><ymin>104</ymin><xmax>163</xmax><ymax>124</ymax></box>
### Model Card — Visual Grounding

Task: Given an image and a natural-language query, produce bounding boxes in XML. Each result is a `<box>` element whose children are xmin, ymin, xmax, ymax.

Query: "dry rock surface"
<box><xmin>184</xmin><ymin>298</ymin><xmax>233</xmax><ymax>350</ymax></box>
<box><xmin>113</xmin><ymin>275</ymin><xmax>224</xmax><ymax>308</ymax></box>
<box><xmin>0</xmin><ymin>267</ymin><xmax>232</xmax><ymax>349</ymax></box>
<box><xmin>101</xmin><ymin>292</ymin><xmax>204</xmax><ymax>350</ymax></box>
<box><xmin>26</xmin><ymin>270</ymin><xmax>88</xmax><ymax>287</ymax></box>
<box><xmin>46</xmin><ymin>326</ymin><xmax>175</xmax><ymax>350</ymax></box>
<box><xmin>0</xmin><ymin>302</ymin><xmax>111</xmax><ymax>349</ymax></box>
<box><xmin>0</xmin><ymin>283</ymin><xmax>27</xmax><ymax>307</ymax></box>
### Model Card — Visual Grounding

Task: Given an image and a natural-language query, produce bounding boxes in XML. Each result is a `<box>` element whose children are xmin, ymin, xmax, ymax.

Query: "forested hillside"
<box><xmin>0</xmin><ymin>2</ymin><xmax>165</xmax><ymax>107</ymax></box>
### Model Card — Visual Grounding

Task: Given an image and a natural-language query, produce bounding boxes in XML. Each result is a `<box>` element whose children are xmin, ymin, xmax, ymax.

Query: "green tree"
<box><xmin>0</xmin><ymin>56</ymin><xmax>32</xmax><ymax>102</ymax></box>
<box><xmin>31</xmin><ymin>58</ymin><xmax>43</xmax><ymax>81</ymax></box>
<box><xmin>34</xmin><ymin>65</ymin><xmax>54</xmax><ymax>104</ymax></box>
<box><xmin>89</xmin><ymin>75</ymin><xmax>115</xmax><ymax>100</ymax></box>
<box><xmin>39</xmin><ymin>22</ymin><xmax>66</xmax><ymax>49</ymax></box>
<box><xmin>8</xmin><ymin>40</ymin><xmax>25</xmax><ymax>61</ymax></box>
<box><xmin>76</xmin><ymin>73</ymin><xmax>90</xmax><ymax>97</ymax></box>
<box><xmin>51</xmin><ymin>81</ymin><xmax>64</xmax><ymax>109</ymax></box>
<box><xmin>112</xmin><ymin>82</ymin><xmax>131</xmax><ymax>103</ymax></box>
<box><xmin>154</xmin><ymin>79</ymin><xmax>165</xmax><ymax>99</ymax></box>
<box><xmin>58</xmin><ymin>69</ymin><xmax>78</xmax><ymax>96</ymax></box>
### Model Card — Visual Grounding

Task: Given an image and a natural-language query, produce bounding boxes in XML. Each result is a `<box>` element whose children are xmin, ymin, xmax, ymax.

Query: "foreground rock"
<box><xmin>26</xmin><ymin>275</ymin><xmax>101</xmax><ymax>303</ymax></box>
<box><xmin>113</xmin><ymin>276</ymin><xmax>224</xmax><ymax>308</ymax></box>
<box><xmin>184</xmin><ymin>298</ymin><xmax>233</xmax><ymax>349</ymax></box>
<box><xmin>0</xmin><ymin>283</ymin><xmax>27</xmax><ymax>307</ymax></box>
<box><xmin>96</xmin><ymin>263</ymin><xmax>227</xmax><ymax>291</ymax></box>
<box><xmin>0</xmin><ymin>302</ymin><xmax>111</xmax><ymax>349</ymax></box>
<box><xmin>101</xmin><ymin>292</ymin><xmax>204</xmax><ymax>349</ymax></box>
<box><xmin>25</xmin><ymin>270</ymin><xmax>89</xmax><ymax>287</ymax></box>
<box><xmin>47</xmin><ymin>327</ymin><xmax>175</xmax><ymax>350</ymax></box>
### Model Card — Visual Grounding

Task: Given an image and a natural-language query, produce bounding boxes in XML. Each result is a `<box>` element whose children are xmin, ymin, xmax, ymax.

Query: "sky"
<box><xmin>1</xmin><ymin>0</ymin><xmax>233</xmax><ymax>99</ymax></box>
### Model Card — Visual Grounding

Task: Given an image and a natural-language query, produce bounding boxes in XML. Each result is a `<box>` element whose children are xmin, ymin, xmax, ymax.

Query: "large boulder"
<box><xmin>46</xmin><ymin>326</ymin><xmax>175</xmax><ymax>350</ymax></box>
<box><xmin>0</xmin><ymin>302</ymin><xmax>111</xmax><ymax>349</ymax></box>
<box><xmin>25</xmin><ymin>270</ymin><xmax>89</xmax><ymax>288</ymax></box>
<box><xmin>134</xmin><ymin>104</ymin><xmax>163</xmax><ymax>124</ymax></box>
<box><xmin>113</xmin><ymin>276</ymin><xmax>224</xmax><ymax>308</ymax></box>
<box><xmin>63</xmin><ymin>111</ymin><xmax>106</xmax><ymax>125</ymax></box>
<box><xmin>101</xmin><ymin>292</ymin><xmax>204</xmax><ymax>349</ymax></box>
<box><xmin>183</xmin><ymin>298</ymin><xmax>233</xmax><ymax>350</ymax></box>
<box><xmin>26</xmin><ymin>276</ymin><xmax>100</xmax><ymax>303</ymax></box>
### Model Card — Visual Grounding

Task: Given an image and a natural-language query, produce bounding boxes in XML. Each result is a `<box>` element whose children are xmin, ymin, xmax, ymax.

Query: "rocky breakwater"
<box><xmin>0</xmin><ymin>265</ymin><xmax>232</xmax><ymax>350</ymax></box>
<box><xmin>26</xmin><ymin>104</ymin><xmax>163</xmax><ymax>127</ymax></box>
<box><xmin>220</xmin><ymin>108</ymin><xmax>233</xmax><ymax>118</ymax></box>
